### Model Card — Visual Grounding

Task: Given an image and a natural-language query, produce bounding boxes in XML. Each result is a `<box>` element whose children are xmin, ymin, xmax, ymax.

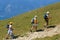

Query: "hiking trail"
<box><xmin>5</xmin><ymin>25</ymin><xmax>60</xmax><ymax>40</ymax></box>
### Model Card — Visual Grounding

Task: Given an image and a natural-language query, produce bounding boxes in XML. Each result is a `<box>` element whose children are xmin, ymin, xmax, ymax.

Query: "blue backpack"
<box><xmin>44</xmin><ymin>14</ymin><xmax>48</xmax><ymax>19</ymax></box>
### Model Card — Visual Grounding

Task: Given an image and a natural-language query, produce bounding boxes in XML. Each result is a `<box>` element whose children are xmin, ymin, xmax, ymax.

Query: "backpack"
<box><xmin>31</xmin><ymin>18</ymin><xmax>34</xmax><ymax>24</ymax></box>
<box><xmin>6</xmin><ymin>24</ymin><xmax>9</xmax><ymax>29</ymax></box>
<box><xmin>44</xmin><ymin>14</ymin><xmax>48</xmax><ymax>19</ymax></box>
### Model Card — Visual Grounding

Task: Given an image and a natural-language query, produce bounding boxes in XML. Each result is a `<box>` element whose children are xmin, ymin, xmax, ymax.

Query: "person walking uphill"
<box><xmin>6</xmin><ymin>22</ymin><xmax>14</xmax><ymax>39</ymax></box>
<box><xmin>30</xmin><ymin>15</ymin><xmax>38</xmax><ymax>32</ymax></box>
<box><xmin>44</xmin><ymin>11</ymin><xmax>50</xmax><ymax>27</ymax></box>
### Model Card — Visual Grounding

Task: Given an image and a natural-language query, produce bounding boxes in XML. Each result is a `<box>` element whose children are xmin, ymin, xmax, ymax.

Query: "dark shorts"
<box><xmin>44</xmin><ymin>18</ymin><xmax>49</xmax><ymax>22</ymax></box>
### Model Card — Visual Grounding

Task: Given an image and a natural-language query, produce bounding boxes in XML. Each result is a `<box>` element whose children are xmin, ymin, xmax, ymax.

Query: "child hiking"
<box><xmin>30</xmin><ymin>15</ymin><xmax>38</xmax><ymax>32</ymax></box>
<box><xmin>6</xmin><ymin>22</ymin><xmax>14</xmax><ymax>39</ymax></box>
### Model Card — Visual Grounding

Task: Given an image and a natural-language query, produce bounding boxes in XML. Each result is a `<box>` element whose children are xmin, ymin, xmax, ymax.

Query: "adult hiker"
<box><xmin>30</xmin><ymin>15</ymin><xmax>38</xmax><ymax>32</ymax></box>
<box><xmin>6</xmin><ymin>22</ymin><xmax>14</xmax><ymax>39</ymax></box>
<box><xmin>44</xmin><ymin>11</ymin><xmax>50</xmax><ymax>27</ymax></box>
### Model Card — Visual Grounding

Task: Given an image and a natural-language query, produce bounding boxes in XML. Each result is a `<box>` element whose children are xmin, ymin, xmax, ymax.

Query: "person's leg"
<box><xmin>6</xmin><ymin>30</ymin><xmax>10</xmax><ymax>39</ymax></box>
<box><xmin>46</xmin><ymin>19</ymin><xmax>49</xmax><ymax>26</ymax></box>
<box><xmin>30</xmin><ymin>24</ymin><xmax>35</xmax><ymax>32</ymax></box>
<box><xmin>35</xmin><ymin>24</ymin><xmax>37</xmax><ymax>31</ymax></box>
<box><xmin>45</xmin><ymin>19</ymin><xmax>47</xmax><ymax>27</ymax></box>
<box><xmin>6</xmin><ymin>34</ymin><xmax>9</xmax><ymax>39</ymax></box>
<box><xmin>11</xmin><ymin>34</ymin><xmax>14</xmax><ymax>39</ymax></box>
<box><xmin>10</xmin><ymin>31</ymin><xmax>14</xmax><ymax>39</ymax></box>
<box><xmin>33</xmin><ymin>24</ymin><xmax>36</xmax><ymax>32</ymax></box>
<box><xmin>33</xmin><ymin>24</ymin><xmax>37</xmax><ymax>32</ymax></box>
<box><xmin>45</xmin><ymin>19</ymin><xmax>48</xmax><ymax>26</ymax></box>
<box><xmin>30</xmin><ymin>26</ymin><xmax>33</xmax><ymax>32</ymax></box>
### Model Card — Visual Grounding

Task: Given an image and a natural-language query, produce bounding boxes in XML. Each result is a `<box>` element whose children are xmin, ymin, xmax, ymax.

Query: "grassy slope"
<box><xmin>33</xmin><ymin>34</ymin><xmax>60</xmax><ymax>40</ymax></box>
<box><xmin>0</xmin><ymin>2</ymin><xmax>60</xmax><ymax>40</ymax></box>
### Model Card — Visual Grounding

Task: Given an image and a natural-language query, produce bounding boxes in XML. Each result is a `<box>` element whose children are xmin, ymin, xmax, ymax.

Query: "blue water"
<box><xmin>0</xmin><ymin>0</ymin><xmax>60</xmax><ymax>20</ymax></box>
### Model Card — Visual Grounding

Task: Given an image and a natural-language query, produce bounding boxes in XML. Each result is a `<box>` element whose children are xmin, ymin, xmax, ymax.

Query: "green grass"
<box><xmin>33</xmin><ymin>34</ymin><xmax>60</xmax><ymax>40</ymax></box>
<box><xmin>0</xmin><ymin>2</ymin><xmax>60</xmax><ymax>40</ymax></box>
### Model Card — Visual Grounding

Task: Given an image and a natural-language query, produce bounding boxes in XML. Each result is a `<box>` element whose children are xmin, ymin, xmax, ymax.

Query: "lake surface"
<box><xmin>0</xmin><ymin>0</ymin><xmax>60</xmax><ymax>20</ymax></box>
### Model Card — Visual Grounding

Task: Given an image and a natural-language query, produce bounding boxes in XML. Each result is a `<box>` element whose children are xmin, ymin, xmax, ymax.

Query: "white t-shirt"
<box><xmin>8</xmin><ymin>25</ymin><xmax>12</xmax><ymax>31</ymax></box>
<box><xmin>46</xmin><ymin>14</ymin><xmax>49</xmax><ymax>17</ymax></box>
<box><xmin>34</xmin><ymin>17</ymin><xmax>36</xmax><ymax>20</ymax></box>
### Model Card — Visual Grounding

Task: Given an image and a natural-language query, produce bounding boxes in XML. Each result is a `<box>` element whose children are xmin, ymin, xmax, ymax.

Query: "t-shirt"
<box><xmin>8</xmin><ymin>25</ymin><xmax>12</xmax><ymax>31</ymax></box>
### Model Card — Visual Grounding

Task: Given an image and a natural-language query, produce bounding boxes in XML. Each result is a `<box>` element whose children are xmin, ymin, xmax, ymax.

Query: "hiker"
<box><xmin>30</xmin><ymin>15</ymin><xmax>38</xmax><ymax>32</ymax></box>
<box><xmin>44</xmin><ymin>11</ymin><xmax>50</xmax><ymax>27</ymax></box>
<box><xmin>6</xmin><ymin>22</ymin><xmax>14</xmax><ymax>39</ymax></box>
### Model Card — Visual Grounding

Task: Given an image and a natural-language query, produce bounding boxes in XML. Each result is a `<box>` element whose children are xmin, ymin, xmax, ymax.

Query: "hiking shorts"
<box><xmin>44</xmin><ymin>18</ymin><xmax>49</xmax><ymax>22</ymax></box>
<box><xmin>32</xmin><ymin>24</ymin><xmax>38</xmax><ymax>27</ymax></box>
<box><xmin>8</xmin><ymin>30</ymin><xmax>13</xmax><ymax>35</ymax></box>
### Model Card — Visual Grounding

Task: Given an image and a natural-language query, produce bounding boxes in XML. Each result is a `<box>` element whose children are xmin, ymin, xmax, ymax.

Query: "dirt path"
<box><xmin>8</xmin><ymin>25</ymin><xmax>60</xmax><ymax>40</ymax></box>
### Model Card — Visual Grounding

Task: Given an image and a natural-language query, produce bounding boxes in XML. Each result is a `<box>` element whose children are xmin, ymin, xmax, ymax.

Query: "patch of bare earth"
<box><xmin>5</xmin><ymin>25</ymin><xmax>60</xmax><ymax>40</ymax></box>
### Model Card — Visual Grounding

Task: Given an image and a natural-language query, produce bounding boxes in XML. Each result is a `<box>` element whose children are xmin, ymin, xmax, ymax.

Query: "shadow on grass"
<box><xmin>36</xmin><ymin>29</ymin><xmax>44</xmax><ymax>32</ymax></box>
<box><xmin>36</xmin><ymin>25</ymin><xmax>56</xmax><ymax>32</ymax></box>
<box><xmin>13</xmin><ymin>35</ymin><xmax>20</xmax><ymax>39</ymax></box>
<box><xmin>47</xmin><ymin>25</ymin><xmax>56</xmax><ymax>28</ymax></box>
